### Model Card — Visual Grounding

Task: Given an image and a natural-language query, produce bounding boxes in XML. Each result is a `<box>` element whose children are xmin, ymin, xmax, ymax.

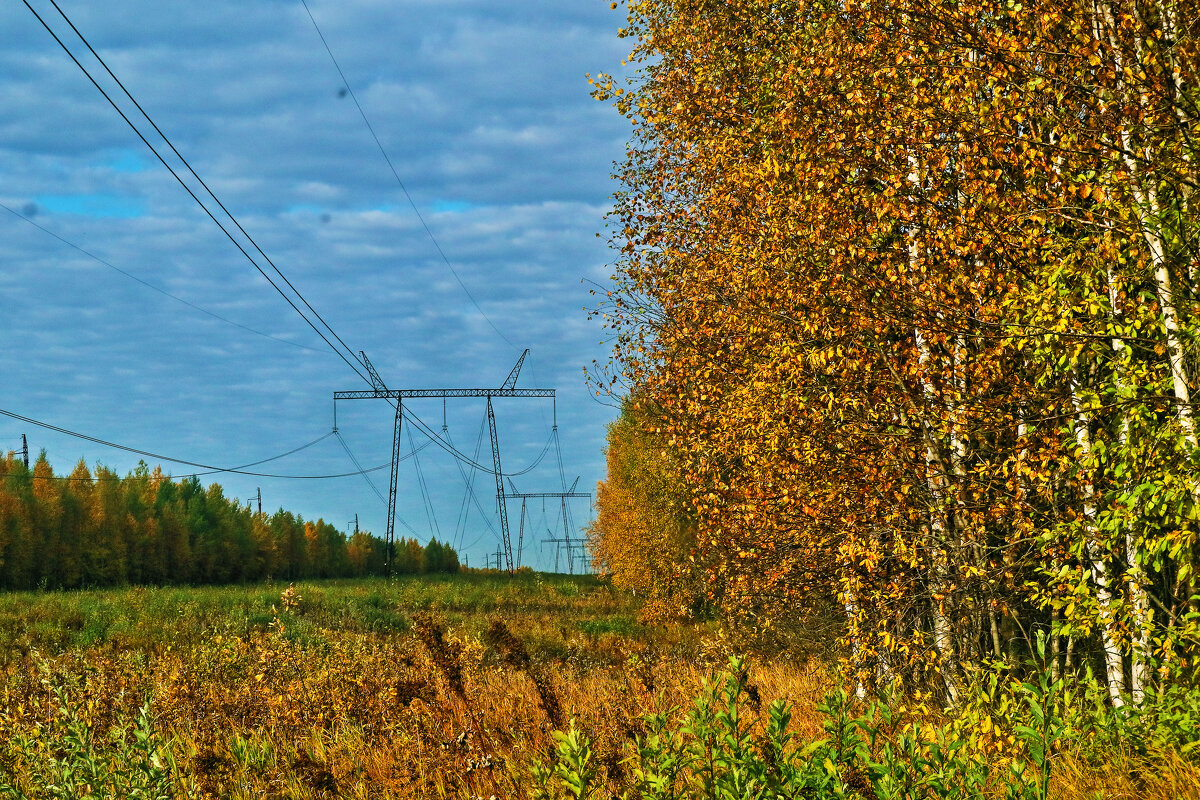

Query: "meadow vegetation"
<box><xmin>0</xmin><ymin>574</ymin><xmax>1195</xmax><ymax>798</ymax></box>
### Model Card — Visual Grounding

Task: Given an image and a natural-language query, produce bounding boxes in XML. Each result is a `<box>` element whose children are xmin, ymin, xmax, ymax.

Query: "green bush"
<box><xmin>534</xmin><ymin>655</ymin><xmax>842</xmax><ymax>799</ymax></box>
<box><xmin>0</xmin><ymin>664</ymin><xmax>184</xmax><ymax>800</ymax></box>
<box><xmin>532</xmin><ymin>650</ymin><xmax>1084</xmax><ymax>800</ymax></box>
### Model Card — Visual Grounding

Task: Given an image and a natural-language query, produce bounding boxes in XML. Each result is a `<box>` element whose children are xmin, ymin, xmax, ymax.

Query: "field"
<box><xmin>0</xmin><ymin>574</ymin><xmax>1196</xmax><ymax>799</ymax></box>
<box><xmin>0</xmin><ymin>574</ymin><xmax>828</xmax><ymax>798</ymax></box>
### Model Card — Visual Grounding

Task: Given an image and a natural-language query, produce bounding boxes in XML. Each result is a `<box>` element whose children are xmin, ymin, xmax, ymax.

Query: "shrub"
<box><xmin>532</xmin><ymin>650</ymin><xmax>1087</xmax><ymax>800</ymax></box>
<box><xmin>0</xmin><ymin>663</ymin><xmax>184</xmax><ymax>799</ymax></box>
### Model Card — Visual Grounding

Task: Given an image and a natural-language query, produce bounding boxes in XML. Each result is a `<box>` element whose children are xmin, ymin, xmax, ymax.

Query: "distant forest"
<box><xmin>0</xmin><ymin>452</ymin><xmax>459</xmax><ymax>590</ymax></box>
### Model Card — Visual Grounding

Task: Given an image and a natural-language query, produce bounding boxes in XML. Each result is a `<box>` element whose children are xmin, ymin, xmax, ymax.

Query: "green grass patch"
<box><xmin>577</xmin><ymin>616</ymin><xmax>639</xmax><ymax>637</ymax></box>
<box><xmin>0</xmin><ymin>572</ymin><xmax>636</xmax><ymax>656</ymax></box>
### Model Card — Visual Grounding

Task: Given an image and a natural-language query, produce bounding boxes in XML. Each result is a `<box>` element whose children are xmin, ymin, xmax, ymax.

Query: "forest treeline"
<box><xmin>0</xmin><ymin>452</ymin><xmax>459</xmax><ymax>590</ymax></box>
<box><xmin>588</xmin><ymin>0</ymin><xmax>1199</xmax><ymax>706</ymax></box>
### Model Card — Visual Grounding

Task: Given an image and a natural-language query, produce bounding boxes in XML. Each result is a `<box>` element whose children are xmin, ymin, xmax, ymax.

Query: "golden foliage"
<box><xmin>593</xmin><ymin>0</ymin><xmax>1200</xmax><ymax>698</ymax></box>
<box><xmin>587</xmin><ymin>401</ymin><xmax>703</xmax><ymax>623</ymax></box>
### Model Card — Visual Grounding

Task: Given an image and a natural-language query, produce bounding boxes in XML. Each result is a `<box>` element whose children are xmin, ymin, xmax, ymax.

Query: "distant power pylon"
<box><xmin>542</xmin><ymin>533</ymin><xmax>590</xmax><ymax>574</ymax></box>
<box><xmin>20</xmin><ymin>434</ymin><xmax>28</xmax><ymax>470</ymax></box>
<box><xmin>507</xmin><ymin>476</ymin><xmax>590</xmax><ymax>570</ymax></box>
<box><xmin>484</xmin><ymin>546</ymin><xmax>504</xmax><ymax>570</ymax></box>
<box><xmin>334</xmin><ymin>349</ymin><xmax>554</xmax><ymax>575</ymax></box>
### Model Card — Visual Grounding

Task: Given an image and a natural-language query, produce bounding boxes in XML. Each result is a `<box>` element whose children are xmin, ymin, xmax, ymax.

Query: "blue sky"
<box><xmin>0</xmin><ymin>0</ymin><xmax>630</xmax><ymax>571</ymax></box>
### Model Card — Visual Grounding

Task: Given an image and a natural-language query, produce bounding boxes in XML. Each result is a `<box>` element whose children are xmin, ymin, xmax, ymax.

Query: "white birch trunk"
<box><xmin>1107</xmin><ymin>274</ymin><xmax>1153</xmax><ymax>704</ymax></box>
<box><xmin>842</xmin><ymin>586</ymin><xmax>867</xmax><ymax>699</ymax></box>
<box><xmin>917</xmin><ymin>325</ymin><xmax>960</xmax><ymax>705</ymax></box>
<box><xmin>1086</xmin><ymin>0</ymin><xmax>1185</xmax><ymax>706</ymax></box>
<box><xmin>1094</xmin><ymin>0</ymin><xmax>1199</xmax><ymax>450</ymax></box>
<box><xmin>1070</xmin><ymin>377</ymin><xmax>1127</xmax><ymax>705</ymax></box>
<box><xmin>904</xmin><ymin>169</ymin><xmax>961</xmax><ymax>702</ymax></box>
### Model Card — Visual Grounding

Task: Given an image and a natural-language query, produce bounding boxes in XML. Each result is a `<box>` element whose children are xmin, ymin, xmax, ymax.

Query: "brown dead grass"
<box><xmin>1052</xmin><ymin>747</ymin><xmax>1200</xmax><ymax>800</ymax></box>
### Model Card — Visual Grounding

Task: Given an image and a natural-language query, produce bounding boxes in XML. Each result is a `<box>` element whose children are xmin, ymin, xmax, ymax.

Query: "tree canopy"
<box><xmin>591</xmin><ymin>0</ymin><xmax>1200</xmax><ymax>703</ymax></box>
<box><xmin>0</xmin><ymin>453</ymin><xmax>461</xmax><ymax>589</ymax></box>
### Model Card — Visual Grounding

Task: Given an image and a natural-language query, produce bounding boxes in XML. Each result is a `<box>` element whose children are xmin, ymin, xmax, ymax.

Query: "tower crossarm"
<box><xmin>334</xmin><ymin>388</ymin><xmax>554</xmax><ymax>400</ymax></box>
<box><xmin>506</xmin><ymin>491</ymin><xmax>590</xmax><ymax>499</ymax></box>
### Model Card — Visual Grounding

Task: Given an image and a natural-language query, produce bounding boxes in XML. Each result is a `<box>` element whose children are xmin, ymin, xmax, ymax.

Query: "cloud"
<box><xmin>36</xmin><ymin>193</ymin><xmax>146</xmax><ymax>218</ymax></box>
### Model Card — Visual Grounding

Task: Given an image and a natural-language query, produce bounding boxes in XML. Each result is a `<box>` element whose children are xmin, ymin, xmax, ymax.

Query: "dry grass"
<box><xmin>0</xmin><ymin>575</ymin><xmax>832</xmax><ymax>798</ymax></box>
<box><xmin>0</xmin><ymin>575</ymin><xmax>1197</xmax><ymax>798</ymax></box>
<box><xmin>1052</xmin><ymin>748</ymin><xmax>1200</xmax><ymax>800</ymax></box>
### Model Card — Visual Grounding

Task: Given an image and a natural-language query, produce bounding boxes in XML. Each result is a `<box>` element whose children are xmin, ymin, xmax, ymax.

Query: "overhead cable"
<box><xmin>41</xmin><ymin>0</ymin><xmax>365</xmax><ymax>369</ymax></box>
<box><xmin>26</xmin><ymin>0</ymin><xmax>564</xmax><ymax>525</ymax></box>
<box><xmin>0</xmin><ymin>407</ymin><xmax>389</xmax><ymax>479</ymax></box>
<box><xmin>53</xmin><ymin>0</ymin><xmax>549</xmax><ymax>481</ymax></box>
<box><xmin>298</xmin><ymin>0</ymin><xmax>520</xmax><ymax>352</ymax></box>
<box><xmin>396</xmin><ymin>405</ymin><xmax>556</xmax><ymax>477</ymax></box>
<box><xmin>195</xmin><ymin>430</ymin><xmax>335</xmax><ymax>474</ymax></box>
<box><xmin>447</xmin><ymin>418</ymin><xmax>493</xmax><ymax>550</ymax></box>
<box><xmin>407</xmin><ymin>425</ymin><xmax>442</xmax><ymax>541</ymax></box>
<box><xmin>334</xmin><ymin>430</ymin><xmax>420</xmax><ymax>536</ymax></box>
<box><xmin>23</xmin><ymin>0</ymin><xmax>370</xmax><ymax>385</ymax></box>
<box><xmin>400</xmin><ymin>407</ymin><xmax>498</xmax><ymax>473</ymax></box>
<box><xmin>335</xmin><ymin>429</ymin><xmax>386</xmax><ymax>505</ymax></box>
<box><xmin>12</xmin><ymin>431</ymin><xmax>340</xmax><ymax>482</ymax></box>
<box><xmin>506</xmin><ymin>429</ymin><xmax>556</xmax><ymax>477</ymax></box>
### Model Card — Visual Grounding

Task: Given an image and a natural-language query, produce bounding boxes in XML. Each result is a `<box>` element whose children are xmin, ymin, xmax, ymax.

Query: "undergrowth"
<box><xmin>530</xmin><ymin>641</ymin><xmax>1200</xmax><ymax>800</ymax></box>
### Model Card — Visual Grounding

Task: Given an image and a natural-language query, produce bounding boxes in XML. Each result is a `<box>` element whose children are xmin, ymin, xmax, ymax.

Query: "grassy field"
<box><xmin>0</xmin><ymin>574</ymin><xmax>831</xmax><ymax>798</ymax></box>
<box><xmin>0</xmin><ymin>574</ymin><xmax>1196</xmax><ymax>799</ymax></box>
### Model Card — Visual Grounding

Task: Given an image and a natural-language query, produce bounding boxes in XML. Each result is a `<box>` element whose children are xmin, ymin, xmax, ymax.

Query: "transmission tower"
<box><xmin>334</xmin><ymin>349</ymin><xmax>553</xmax><ymax>575</ymax></box>
<box><xmin>542</xmin><ymin>534</ymin><xmax>590</xmax><ymax>574</ymax></box>
<box><xmin>506</xmin><ymin>477</ymin><xmax>589</xmax><ymax>570</ymax></box>
<box><xmin>20</xmin><ymin>434</ymin><xmax>28</xmax><ymax>470</ymax></box>
<box><xmin>484</xmin><ymin>546</ymin><xmax>504</xmax><ymax>570</ymax></box>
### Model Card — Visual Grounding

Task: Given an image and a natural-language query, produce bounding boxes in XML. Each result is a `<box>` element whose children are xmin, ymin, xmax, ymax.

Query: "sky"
<box><xmin>0</xmin><ymin>0</ymin><xmax>632</xmax><ymax>572</ymax></box>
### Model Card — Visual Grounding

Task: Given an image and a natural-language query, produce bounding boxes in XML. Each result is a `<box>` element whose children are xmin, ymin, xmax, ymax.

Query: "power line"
<box><xmin>406</xmin><ymin>425</ymin><xmax>442</xmax><ymax>541</ymax></box>
<box><xmin>0</xmin><ymin>406</ymin><xmax>389</xmax><ymax>480</ymax></box>
<box><xmin>20</xmin><ymin>0</ymin><xmax>539</xmax><ymax>547</ymax></box>
<box><xmin>399</xmin><ymin>406</ymin><xmax>497</xmax><ymax>473</ymax></box>
<box><xmin>387</xmin><ymin>403</ymin><xmax>557</xmax><ymax>477</ymax></box>
<box><xmin>22</xmin><ymin>0</ymin><xmax>370</xmax><ymax>385</ymax></box>
<box><xmin>298</xmin><ymin>0</ymin><xmax>520</xmax><ymax>351</ymax></box>
<box><xmin>41</xmin><ymin>0</ymin><xmax>366</xmax><ymax>370</ymax></box>
<box><xmin>448</xmin><ymin>418</ymin><xmax>496</xmax><ymax>550</ymax></box>
<box><xmin>216</xmin><ymin>431</ymin><xmax>335</xmax><ymax>473</ymax></box>
<box><xmin>22</xmin><ymin>1</ymin><xmax>469</xmax><ymax>492</ymax></box>
<box><xmin>553</xmin><ymin>426</ymin><xmax>577</xmax><ymax>540</ymax></box>
<box><xmin>333</xmin><ymin>429</ymin><xmax>420</xmax><ymax>537</ymax></box>
<box><xmin>0</xmin><ymin>200</ymin><xmax>329</xmax><ymax>355</ymax></box>
<box><xmin>23</xmin><ymin>3</ymin><xmax>580</xmax><ymax>553</ymax></box>
<box><xmin>335</xmin><ymin>429</ymin><xmax>386</xmax><ymax>505</ymax></box>
<box><xmin>30</xmin><ymin>0</ymin><xmax>554</xmax><ymax>480</ymax></box>
<box><xmin>506</xmin><ymin>429</ymin><xmax>556</xmax><ymax>476</ymax></box>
